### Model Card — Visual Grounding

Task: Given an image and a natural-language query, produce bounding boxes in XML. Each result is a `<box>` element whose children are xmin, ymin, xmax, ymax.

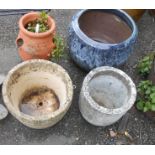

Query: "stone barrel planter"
<box><xmin>68</xmin><ymin>9</ymin><xmax>138</xmax><ymax>71</ymax></box>
<box><xmin>79</xmin><ymin>66</ymin><xmax>137</xmax><ymax>126</ymax></box>
<box><xmin>2</xmin><ymin>60</ymin><xmax>73</xmax><ymax>129</ymax></box>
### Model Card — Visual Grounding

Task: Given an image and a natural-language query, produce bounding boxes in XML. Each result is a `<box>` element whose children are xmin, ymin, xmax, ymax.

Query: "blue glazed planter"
<box><xmin>68</xmin><ymin>9</ymin><xmax>138</xmax><ymax>71</ymax></box>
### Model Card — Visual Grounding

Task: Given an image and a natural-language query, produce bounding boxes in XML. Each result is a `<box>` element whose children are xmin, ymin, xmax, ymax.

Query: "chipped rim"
<box><xmin>82</xmin><ymin>66</ymin><xmax>137</xmax><ymax>115</ymax></box>
<box><xmin>2</xmin><ymin>59</ymin><xmax>73</xmax><ymax>122</ymax></box>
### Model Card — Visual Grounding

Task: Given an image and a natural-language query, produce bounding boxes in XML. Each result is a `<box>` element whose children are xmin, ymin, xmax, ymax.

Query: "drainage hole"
<box><xmin>39</xmin><ymin>102</ymin><xmax>43</xmax><ymax>106</ymax></box>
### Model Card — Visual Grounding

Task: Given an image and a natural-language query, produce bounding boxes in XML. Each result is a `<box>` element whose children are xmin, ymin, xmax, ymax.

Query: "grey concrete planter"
<box><xmin>2</xmin><ymin>60</ymin><xmax>73</xmax><ymax>129</ymax></box>
<box><xmin>79</xmin><ymin>66</ymin><xmax>137</xmax><ymax>126</ymax></box>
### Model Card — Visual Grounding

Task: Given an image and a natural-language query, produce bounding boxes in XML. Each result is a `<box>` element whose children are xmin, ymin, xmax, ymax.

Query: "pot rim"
<box><xmin>2</xmin><ymin>59</ymin><xmax>73</xmax><ymax>122</ymax></box>
<box><xmin>82</xmin><ymin>66</ymin><xmax>137</xmax><ymax>115</ymax></box>
<box><xmin>19</xmin><ymin>12</ymin><xmax>56</xmax><ymax>38</ymax></box>
<box><xmin>72</xmin><ymin>9</ymin><xmax>138</xmax><ymax>49</ymax></box>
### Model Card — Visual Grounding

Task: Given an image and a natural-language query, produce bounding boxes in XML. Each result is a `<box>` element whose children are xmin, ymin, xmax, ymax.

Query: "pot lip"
<box><xmin>19</xmin><ymin>12</ymin><xmax>56</xmax><ymax>38</ymax></box>
<box><xmin>71</xmin><ymin>9</ymin><xmax>138</xmax><ymax>49</ymax></box>
<box><xmin>82</xmin><ymin>66</ymin><xmax>137</xmax><ymax>115</ymax></box>
<box><xmin>2</xmin><ymin>59</ymin><xmax>73</xmax><ymax>122</ymax></box>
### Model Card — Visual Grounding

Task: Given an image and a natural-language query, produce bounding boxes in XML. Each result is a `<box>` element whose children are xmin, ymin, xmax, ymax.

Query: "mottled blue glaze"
<box><xmin>68</xmin><ymin>9</ymin><xmax>138</xmax><ymax>71</ymax></box>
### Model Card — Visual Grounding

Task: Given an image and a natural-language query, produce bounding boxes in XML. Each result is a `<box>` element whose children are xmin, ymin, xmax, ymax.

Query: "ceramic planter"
<box><xmin>123</xmin><ymin>9</ymin><xmax>145</xmax><ymax>21</ymax></box>
<box><xmin>79</xmin><ymin>66</ymin><xmax>137</xmax><ymax>126</ymax></box>
<box><xmin>16</xmin><ymin>12</ymin><xmax>56</xmax><ymax>61</ymax></box>
<box><xmin>68</xmin><ymin>9</ymin><xmax>138</xmax><ymax>71</ymax></box>
<box><xmin>2</xmin><ymin>60</ymin><xmax>73</xmax><ymax>129</ymax></box>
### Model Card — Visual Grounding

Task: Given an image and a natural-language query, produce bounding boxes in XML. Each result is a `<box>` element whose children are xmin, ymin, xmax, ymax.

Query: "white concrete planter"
<box><xmin>2</xmin><ymin>60</ymin><xmax>73</xmax><ymax>129</ymax></box>
<box><xmin>79</xmin><ymin>66</ymin><xmax>137</xmax><ymax>126</ymax></box>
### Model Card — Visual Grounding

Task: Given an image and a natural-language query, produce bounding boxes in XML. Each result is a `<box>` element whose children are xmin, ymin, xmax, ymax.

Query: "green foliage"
<box><xmin>137</xmin><ymin>53</ymin><xmax>155</xmax><ymax>77</ymax></box>
<box><xmin>26</xmin><ymin>11</ymin><xmax>49</xmax><ymax>33</ymax></box>
<box><xmin>136</xmin><ymin>80</ymin><xmax>155</xmax><ymax>112</ymax></box>
<box><xmin>50</xmin><ymin>35</ymin><xmax>65</xmax><ymax>61</ymax></box>
<box><xmin>39</xmin><ymin>11</ymin><xmax>48</xmax><ymax>23</ymax></box>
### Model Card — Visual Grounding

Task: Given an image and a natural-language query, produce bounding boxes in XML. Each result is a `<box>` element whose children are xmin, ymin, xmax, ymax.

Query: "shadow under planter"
<box><xmin>68</xmin><ymin>9</ymin><xmax>138</xmax><ymax>71</ymax></box>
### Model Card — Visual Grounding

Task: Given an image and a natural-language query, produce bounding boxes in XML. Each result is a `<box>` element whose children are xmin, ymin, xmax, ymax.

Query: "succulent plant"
<box><xmin>26</xmin><ymin>11</ymin><xmax>49</xmax><ymax>33</ymax></box>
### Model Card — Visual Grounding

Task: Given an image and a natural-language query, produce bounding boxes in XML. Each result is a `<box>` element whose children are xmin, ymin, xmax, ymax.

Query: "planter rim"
<box><xmin>72</xmin><ymin>9</ymin><xmax>138</xmax><ymax>49</ymax></box>
<box><xmin>19</xmin><ymin>12</ymin><xmax>56</xmax><ymax>38</ymax></box>
<box><xmin>2</xmin><ymin>59</ymin><xmax>73</xmax><ymax>122</ymax></box>
<box><xmin>82</xmin><ymin>66</ymin><xmax>137</xmax><ymax>115</ymax></box>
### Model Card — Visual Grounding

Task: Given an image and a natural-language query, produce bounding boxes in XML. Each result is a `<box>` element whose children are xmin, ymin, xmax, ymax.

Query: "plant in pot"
<box><xmin>136</xmin><ymin>52</ymin><xmax>155</xmax><ymax>120</ymax></box>
<box><xmin>16</xmin><ymin>11</ymin><xmax>64</xmax><ymax>61</ymax></box>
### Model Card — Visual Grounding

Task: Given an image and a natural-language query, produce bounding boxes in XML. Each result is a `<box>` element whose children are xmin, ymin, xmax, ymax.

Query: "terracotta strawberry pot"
<box><xmin>16</xmin><ymin>12</ymin><xmax>56</xmax><ymax>61</ymax></box>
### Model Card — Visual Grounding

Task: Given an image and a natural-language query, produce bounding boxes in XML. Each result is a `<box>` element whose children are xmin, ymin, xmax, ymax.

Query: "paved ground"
<box><xmin>0</xmin><ymin>10</ymin><xmax>155</xmax><ymax>145</ymax></box>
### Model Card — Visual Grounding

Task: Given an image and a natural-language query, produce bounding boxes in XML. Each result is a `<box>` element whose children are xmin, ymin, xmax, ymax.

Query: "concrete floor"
<box><xmin>0</xmin><ymin>10</ymin><xmax>155</xmax><ymax>145</ymax></box>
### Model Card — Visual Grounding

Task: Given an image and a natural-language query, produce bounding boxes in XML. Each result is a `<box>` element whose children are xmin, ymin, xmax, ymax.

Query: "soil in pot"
<box><xmin>25</xmin><ymin>11</ymin><xmax>49</xmax><ymax>33</ymax></box>
<box><xmin>25</xmin><ymin>18</ymin><xmax>49</xmax><ymax>33</ymax></box>
<box><xmin>19</xmin><ymin>86</ymin><xmax>60</xmax><ymax>116</ymax></box>
<box><xmin>79</xmin><ymin>10</ymin><xmax>132</xmax><ymax>44</ymax></box>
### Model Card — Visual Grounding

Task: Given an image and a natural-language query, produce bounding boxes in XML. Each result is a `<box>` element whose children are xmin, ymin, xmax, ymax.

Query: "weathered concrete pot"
<box><xmin>79</xmin><ymin>66</ymin><xmax>137</xmax><ymax>126</ymax></box>
<box><xmin>2</xmin><ymin>60</ymin><xmax>73</xmax><ymax>129</ymax></box>
<box><xmin>68</xmin><ymin>9</ymin><xmax>138</xmax><ymax>71</ymax></box>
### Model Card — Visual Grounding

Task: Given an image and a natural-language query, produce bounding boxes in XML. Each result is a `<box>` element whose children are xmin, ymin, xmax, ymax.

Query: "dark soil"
<box><xmin>25</xmin><ymin>19</ymin><xmax>49</xmax><ymax>33</ymax></box>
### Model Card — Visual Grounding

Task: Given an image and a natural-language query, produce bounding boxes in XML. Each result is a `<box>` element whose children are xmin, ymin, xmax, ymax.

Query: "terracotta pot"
<box><xmin>16</xmin><ymin>12</ymin><xmax>56</xmax><ymax>61</ymax></box>
<box><xmin>123</xmin><ymin>9</ymin><xmax>145</xmax><ymax>21</ymax></box>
